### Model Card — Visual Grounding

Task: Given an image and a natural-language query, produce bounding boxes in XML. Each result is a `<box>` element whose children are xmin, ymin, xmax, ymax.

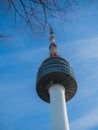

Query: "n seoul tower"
<box><xmin>36</xmin><ymin>27</ymin><xmax>77</xmax><ymax>130</ymax></box>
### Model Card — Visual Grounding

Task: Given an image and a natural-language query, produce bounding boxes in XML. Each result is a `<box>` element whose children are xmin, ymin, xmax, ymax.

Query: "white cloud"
<box><xmin>62</xmin><ymin>37</ymin><xmax>98</xmax><ymax>130</ymax></box>
<box><xmin>1</xmin><ymin>36</ymin><xmax>98</xmax><ymax>68</ymax></box>
<box><xmin>0</xmin><ymin>80</ymin><xmax>50</xmax><ymax>126</ymax></box>
<box><xmin>60</xmin><ymin>36</ymin><xmax>98</xmax><ymax>61</ymax></box>
<box><xmin>71</xmin><ymin>106</ymin><xmax>98</xmax><ymax>130</ymax></box>
<box><xmin>0</xmin><ymin>47</ymin><xmax>48</xmax><ymax>67</ymax></box>
<box><xmin>76</xmin><ymin>37</ymin><xmax>98</xmax><ymax>60</ymax></box>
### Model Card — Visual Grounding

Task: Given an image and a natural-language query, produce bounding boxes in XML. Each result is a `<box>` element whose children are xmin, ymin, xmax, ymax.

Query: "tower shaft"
<box><xmin>49</xmin><ymin>84</ymin><xmax>70</xmax><ymax>130</ymax></box>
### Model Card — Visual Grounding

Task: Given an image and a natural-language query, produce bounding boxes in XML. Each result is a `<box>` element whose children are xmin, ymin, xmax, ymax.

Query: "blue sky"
<box><xmin>0</xmin><ymin>1</ymin><xmax>98</xmax><ymax>130</ymax></box>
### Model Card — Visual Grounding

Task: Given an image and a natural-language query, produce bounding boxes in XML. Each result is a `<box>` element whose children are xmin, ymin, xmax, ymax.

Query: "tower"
<box><xmin>36</xmin><ymin>27</ymin><xmax>77</xmax><ymax>130</ymax></box>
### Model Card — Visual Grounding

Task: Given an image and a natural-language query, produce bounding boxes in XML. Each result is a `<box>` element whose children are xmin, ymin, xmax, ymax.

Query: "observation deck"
<box><xmin>36</xmin><ymin>56</ymin><xmax>77</xmax><ymax>103</ymax></box>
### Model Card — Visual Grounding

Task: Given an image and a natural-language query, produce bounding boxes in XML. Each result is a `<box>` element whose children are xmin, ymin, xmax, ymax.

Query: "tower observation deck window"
<box><xmin>37</xmin><ymin>57</ymin><xmax>76</xmax><ymax>82</ymax></box>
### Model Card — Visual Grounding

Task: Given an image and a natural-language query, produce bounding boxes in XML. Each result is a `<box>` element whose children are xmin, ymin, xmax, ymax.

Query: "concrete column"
<box><xmin>49</xmin><ymin>84</ymin><xmax>70</xmax><ymax>130</ymax></box>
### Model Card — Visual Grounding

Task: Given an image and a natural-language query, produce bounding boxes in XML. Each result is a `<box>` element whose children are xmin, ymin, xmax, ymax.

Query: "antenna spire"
<box><xmin>49</xmin><ymin>26</ymin><xmax>58</xmax><ymax>57</ymax></box>
<box><xmin>50</xmin><ymin>26</ymin><xmax>55</xmax><ymax>43</ymax></box>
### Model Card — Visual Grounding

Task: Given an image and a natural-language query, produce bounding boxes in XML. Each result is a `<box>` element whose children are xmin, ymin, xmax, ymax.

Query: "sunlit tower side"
<box><xmin>36</xmin><ymin>27</ymin><xmax>77</xmax><ymax>130</ymax></box>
